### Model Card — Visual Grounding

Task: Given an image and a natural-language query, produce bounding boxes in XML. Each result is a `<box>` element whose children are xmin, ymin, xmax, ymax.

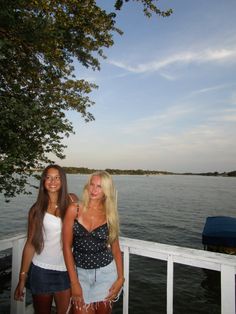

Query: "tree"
<box><xmin>0</xmin><ymin>0</ymin><xmax>172</xmax><ymax>200</ymax></box>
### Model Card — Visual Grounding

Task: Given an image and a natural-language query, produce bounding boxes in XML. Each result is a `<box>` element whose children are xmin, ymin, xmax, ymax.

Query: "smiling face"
<box><xmin>44</xmin><ymin>167</ymin><xmax>62</xmax><ymax>193</ymax></box>
<box><xmin>88</xmin><ymin>175</ymin><xmax>105</xmax><ymax>201</ymax></box>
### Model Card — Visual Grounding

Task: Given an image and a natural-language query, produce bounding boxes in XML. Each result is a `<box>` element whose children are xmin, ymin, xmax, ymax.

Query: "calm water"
<box><xmin>0</xmin><ymin>174</ymin><xmax>236</xmax><ymax>313</ymax></box>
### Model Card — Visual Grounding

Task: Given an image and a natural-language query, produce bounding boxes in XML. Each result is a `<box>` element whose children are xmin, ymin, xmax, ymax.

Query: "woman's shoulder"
<box><xmin>66</xmin><ymin>200</ymin><xmax>82</xmax><ymax>218</ymax></box>
<box><xmin>68</xmin><ymin>193</ymin><xmax>79</xmax><ymax>204</ymax></box>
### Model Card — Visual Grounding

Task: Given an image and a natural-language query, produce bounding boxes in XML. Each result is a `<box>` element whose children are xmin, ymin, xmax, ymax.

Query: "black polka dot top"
<box><xmin>73</xmin><ymin>220</ymin><xmax>113</xmax><ymax>269</ymax></box>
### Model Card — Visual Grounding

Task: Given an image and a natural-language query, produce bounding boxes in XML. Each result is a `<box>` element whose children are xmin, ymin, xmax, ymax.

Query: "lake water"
<box><xmin>0</xmin><ymin>174</ymin><xmax>236</xmax><ymax>313</ymax></box>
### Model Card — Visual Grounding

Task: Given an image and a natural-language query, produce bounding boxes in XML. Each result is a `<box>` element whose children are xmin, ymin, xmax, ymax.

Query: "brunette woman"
<box><xmin>14</xmin><ymin>164</ymin><xmax>75</xmax><ymax>314</ymax></box>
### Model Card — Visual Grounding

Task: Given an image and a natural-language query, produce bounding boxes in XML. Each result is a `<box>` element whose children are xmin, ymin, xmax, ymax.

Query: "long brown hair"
<box><xmin>30</xmin><ymin>164</ymin><xmax>68</xmax><ymax>254</ymax></box>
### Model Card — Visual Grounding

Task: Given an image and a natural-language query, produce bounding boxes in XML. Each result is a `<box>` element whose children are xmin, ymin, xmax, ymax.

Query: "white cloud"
<box><xmin>122</xmin><ymin>104</ymin><xmax>194</xmax><ymax>134</ymax></box>
<box><xmin>190</xmin><ymin>84</ymin><xmax>230</xmax><ymax>95</ymax></box>
<box><xmin>221</xmin><ymin>115</ymin><xmax>236</xmax><ymax>122</ymax></box>
<box><xmin>108</xmin><ymin>47</ymin><xmax>236</xmax><ymax>74</ymax></box>
<box><xmin>207</xmin><ymin>108</ymin><xmax>236</xmax><ymax>123</ymax></box>
<box><xmin>159</xmin><ymin>71</ymin><xmax>177</xmax><ymax>81</ymax></box>
<box><xmin>124</xmin><ymin>123</ymin><xmax>236</xmax><ymax>172</ymax></box>
<box><xmin>203</xmin><ymin>48</ymin><xmax>235</xmax><ymax>61</ymax></box>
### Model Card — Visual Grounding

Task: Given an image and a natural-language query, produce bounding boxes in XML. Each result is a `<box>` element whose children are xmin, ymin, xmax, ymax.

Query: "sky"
<box><xmin>54</xmin><ymin>0</ymin><xmax>236</xmax><ymax>173</ymax></box>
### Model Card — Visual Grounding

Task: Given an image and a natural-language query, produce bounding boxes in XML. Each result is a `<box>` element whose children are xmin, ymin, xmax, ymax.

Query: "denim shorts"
<box><xmin>76</xmin><ymin>260</ymin><xmax>118</xmax><ymax>304</ymax></box>
<box><xmin>26</xmin><ymin>263</ymin><xmax>70</xmax><ymax>295</ymax></box>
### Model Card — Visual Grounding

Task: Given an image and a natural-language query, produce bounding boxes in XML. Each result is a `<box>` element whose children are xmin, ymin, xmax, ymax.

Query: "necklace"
<box><xmin>48</xmin><ymin>202</ymin><xmax>59</xmax><ymax>216</ymax></box>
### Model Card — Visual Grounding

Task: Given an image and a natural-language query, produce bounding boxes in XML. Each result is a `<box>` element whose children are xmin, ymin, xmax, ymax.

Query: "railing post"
<box><xmin>167</xmin><ymin>254</ymin><xmax>174</xmax><ymax>314</ymax></box>
<box><xmin>123</xmin><ymin>246</ymin><xmax>130</xmax><ymax>314</ymax></box>
<box><xmin>10</xmin><ymin>237</ymin><xmax>26</xmax><ymax>314</ymax></box>
<box><xmin>221</xmin><ymin>264</ymin><xmax>235</xmax><ymax>314</ymax></box>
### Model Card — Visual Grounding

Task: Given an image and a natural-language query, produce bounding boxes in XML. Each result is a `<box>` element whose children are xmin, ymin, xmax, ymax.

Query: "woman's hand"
<box><xmin>71</xmin><ymin>281</ymin><xmax>84</xmax><ymax>311</ymax></box>
<box><xmin>14</xmin><ymin>278</ymin><xmax>26</xmax><ymax>301</ymax></box>
<box><xmin>105</xmin><ymin>277</ymin><xmax>125</xmax><ymax>302</ymax></box>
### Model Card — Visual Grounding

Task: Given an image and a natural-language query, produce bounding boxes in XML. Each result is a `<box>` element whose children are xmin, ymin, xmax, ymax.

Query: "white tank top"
<box><xmin>32</xmin><ymin>212</ymin><xmax>67</xmax><ymax>271</ymax></box>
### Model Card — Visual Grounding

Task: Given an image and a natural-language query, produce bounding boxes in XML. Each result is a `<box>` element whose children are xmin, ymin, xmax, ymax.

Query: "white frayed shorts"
<box><xmin>77</xmin><ymin>260</ymin><xmax>117</xmax><ymax>305</ymax></box>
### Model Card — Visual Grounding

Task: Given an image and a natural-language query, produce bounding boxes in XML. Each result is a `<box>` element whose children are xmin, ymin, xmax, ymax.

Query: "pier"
<box><xmin>0</xmin><ymin>234</ymin><xmax>236</xmax><ymax>314</ymax></box>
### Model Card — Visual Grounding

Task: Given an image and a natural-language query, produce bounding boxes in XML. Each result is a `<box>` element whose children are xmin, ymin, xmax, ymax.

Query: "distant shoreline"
<box><xmin>32</xmin><ymin>166</ymin><xmax>236</xmax><ymax>177</ymax></box>
<box><xmin>59</xmin><ymin>167</ymin><xmax>236</xmax><ymax>177</ymax></box>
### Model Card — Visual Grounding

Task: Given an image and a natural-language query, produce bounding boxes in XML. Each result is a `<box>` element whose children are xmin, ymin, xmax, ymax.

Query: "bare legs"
<box><xmin>95</xmin><ymin>302</ymin><xmax>112</xmax><ymax>314</ymax></box>
<box><xmin>54</xmin><ymin>288</ymin><xmax>71</xmax><ymax>314</ymax></box>
<box><xmin>32</xmin><ymin>294</ymin><xmax>53</xmax><ymax>314</ymax></box>
<box><xmin>72</xmin><ymin>301</ymin><xmax>112</xmax><ymax>314</ymax></box>
<box><xmin>32</xmin><ymin>288</ymin><xmax>71</xmax><ymax>314</ymax></box>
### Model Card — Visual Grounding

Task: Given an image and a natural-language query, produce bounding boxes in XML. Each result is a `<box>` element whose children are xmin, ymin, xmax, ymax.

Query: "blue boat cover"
<box><xmin>202</xmin><ymin>216</ymin><xmax>236</xmax><ymax>247</ymax></box>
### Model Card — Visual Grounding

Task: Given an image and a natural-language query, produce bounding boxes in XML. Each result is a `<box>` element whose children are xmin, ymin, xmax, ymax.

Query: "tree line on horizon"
<box><xmin>62</xmin><ymin>167</ymin><xmax>172</xmax><ymax>175</ymax></box>
<box><xmin>60</xmin><ymin>167</ymin><xmax>236</xmax><ymax>177</ymax></box>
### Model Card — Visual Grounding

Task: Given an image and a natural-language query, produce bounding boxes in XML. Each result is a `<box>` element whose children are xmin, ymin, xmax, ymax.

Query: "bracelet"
<box><xmin>19</xmin><ymin>272</ymin><xmax>27</xmax><ymax>276</ymax></box>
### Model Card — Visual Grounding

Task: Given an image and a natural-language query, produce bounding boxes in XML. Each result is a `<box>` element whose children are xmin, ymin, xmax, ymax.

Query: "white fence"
<box><xmin>0</xmin><ymin>234</ymin><xmax>236</xmax><ymax>314</ymax></box>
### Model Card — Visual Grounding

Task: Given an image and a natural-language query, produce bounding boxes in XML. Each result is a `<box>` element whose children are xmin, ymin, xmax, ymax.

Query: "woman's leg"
<box><xmin>70</xmin><ymin>298</ymin><xmax>112</xmax><ymax>314</ymax></box>
<box><xmin>54</xmin><ymin>288</ymin><xmax>71</xmax><ymax>314</ymax></box>
<box><xmin>32</xmin><ymin>293</ymin><xmax>53</xmax><ymax>314</ymax></box>
<box><xmin>95</xmin><ymin>301</ymin><xmax>112</xmax><ymax>314</ymax></box>
<box><xmin>72</xmin><ymin>302</ymin><xmax>95</xmax><ymax>314</ymax></box>
<box><xmin>70</xmin><ymin>302</ymin><xmax>88</xmax><ymax>314</ymax></box>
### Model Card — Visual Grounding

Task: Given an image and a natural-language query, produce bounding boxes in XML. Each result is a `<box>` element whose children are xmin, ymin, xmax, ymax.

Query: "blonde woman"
<box><xmin>63</xmin><ymin>171</ymin><xmax>124</xmax><ymax>314</ymax></box>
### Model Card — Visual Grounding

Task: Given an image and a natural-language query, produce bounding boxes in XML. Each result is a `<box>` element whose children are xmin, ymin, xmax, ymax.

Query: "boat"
<box><xmin>201</xmin><ymin>216</ymin><xmax>236</xmax><ymax>295</ymax></box>
<box><xmin>202</xmin><ymin>216</ymin><xmax>236</xmax><ymax>255</ymax></box>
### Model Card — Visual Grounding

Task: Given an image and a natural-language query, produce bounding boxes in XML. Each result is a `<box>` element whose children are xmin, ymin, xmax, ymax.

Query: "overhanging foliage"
<box><xmin>0</xmin><ymin>0</ymin><xmax>172</xmax><ymax>200</ymax></box>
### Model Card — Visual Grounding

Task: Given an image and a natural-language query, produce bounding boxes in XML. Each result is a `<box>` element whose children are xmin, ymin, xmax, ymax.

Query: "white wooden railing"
<box><xmin>0</xmin><ymin>234</ymin><xmax>236</xmax><ymax>314</ymax></box>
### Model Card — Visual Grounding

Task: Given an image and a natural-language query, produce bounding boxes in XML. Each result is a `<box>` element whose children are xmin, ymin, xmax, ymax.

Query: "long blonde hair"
<box><xmin>82</xmin><ymin>171</ymin><xmax>119</xmax><ymax>244</ymax></box>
